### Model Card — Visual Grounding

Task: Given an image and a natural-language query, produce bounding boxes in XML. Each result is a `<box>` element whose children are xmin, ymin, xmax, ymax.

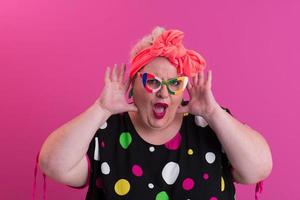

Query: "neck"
<box><xmin>128</xmin><ymin>111</ymin><xmax>183</xmax><ymax>145</ymax></box>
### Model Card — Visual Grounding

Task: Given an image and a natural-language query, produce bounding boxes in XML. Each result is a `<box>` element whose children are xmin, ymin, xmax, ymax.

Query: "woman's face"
<box><xmin>132</xmin><ymin>57</ymin><xmax>184</xmax><ymax>130</ymax></box>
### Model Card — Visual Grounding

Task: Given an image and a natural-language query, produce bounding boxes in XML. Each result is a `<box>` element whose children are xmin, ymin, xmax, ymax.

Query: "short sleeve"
<box><xmin>84</xmin><ymin>129</ymin><xmax>102</xmax><ymax>187</ymax></box>
<box><xmin>221</xmin><ymin>106</ymin><xmax>233</xmax><ymax>116</ymax></box>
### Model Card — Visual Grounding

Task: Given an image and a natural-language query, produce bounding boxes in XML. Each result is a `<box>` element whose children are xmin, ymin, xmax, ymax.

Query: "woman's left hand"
<box><xmin>177</xmin><ymin>70</ymin><xmax>220</xmax><ymax>119</ymax></box>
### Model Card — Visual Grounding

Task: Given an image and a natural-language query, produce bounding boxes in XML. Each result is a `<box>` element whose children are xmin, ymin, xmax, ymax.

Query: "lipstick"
<box><xmin>153</xmin><ymin>103</ymin><xmax>168</xmax><ymax>119</ymax></box>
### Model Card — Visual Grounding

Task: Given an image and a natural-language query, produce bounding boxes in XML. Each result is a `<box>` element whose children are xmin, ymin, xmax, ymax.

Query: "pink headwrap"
<box><xmin>129</xmin><ymin>29</ymin><xmax>206</xmax><ymax>79</ymax></box>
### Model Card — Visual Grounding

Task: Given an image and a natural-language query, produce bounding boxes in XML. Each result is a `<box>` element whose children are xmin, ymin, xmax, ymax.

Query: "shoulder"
<box><xmin>93</xmin><ymin>113</ymin><xmax>128</xmax><ymax>140</ymax></box>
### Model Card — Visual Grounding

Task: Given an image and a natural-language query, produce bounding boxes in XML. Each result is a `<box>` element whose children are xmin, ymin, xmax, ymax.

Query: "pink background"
<box><xmin>0</xmin><ymin>0</ymin><xmax>299</xmax><ymax>199</ymax></box>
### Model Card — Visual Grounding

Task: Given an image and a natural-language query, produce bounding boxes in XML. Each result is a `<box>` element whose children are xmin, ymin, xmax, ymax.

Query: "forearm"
<box><xmin>39</xmin><ymin>102</ymin><xmax>111</xmax><ymax>177</ymax></box>
<box><xmin>204</xmin><ymin>105</ymin><xmax>273</xmax><ymax>184</ymax></box>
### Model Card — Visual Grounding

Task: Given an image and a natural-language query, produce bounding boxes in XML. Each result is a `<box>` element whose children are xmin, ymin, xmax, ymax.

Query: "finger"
<box><xmin>104</xmin><ymin>67</ymin><xmax>111</xmax><ymax>84</ymax></box>
<box><xmin>198</xmin><ymin>71</ymin><xmax>205</xmax><ymax>85</ymax></box>
<box><xmin>193</xmin><ymin>74</ymin><xmax>198</xmax><ymax>86</ymax></box>
<box><xmin>176</xmin><ymin>105</ymin><xmax>189</xmax><ymax>114</ymax></box>
<box><xmin>118</xmin><ymin>63</ymin><xmax>124</xmax><ymax>82</ymax></box>
<box><xmin>207</xmin><ymin>70</ymin><xmax>212</xmax><ymax>88</ymax></box>
<box><xmin>123</xmin><ymin>63</ymin><xmax>127</xmax><ymax>81</ymax></box>
<box><xmin>187</xmin><ymin>80</ymin><xmax>192</xmax><ymax>90</ymax></box>
<box><xmin>186</xmin><ymin>81</ymin><xmax>194</xmax><ymax>97</ymax></box>
<box><xmin>124</xmin><ymin>77</ymin><xmax>132</xmax><ymax>91</ymax></box>
<box><xmin>112</xmin><ymin>64</ymin><xmax>118</xmax><ymax>81</ymax></box>
<box><xmin>190</xmin><ymin>76</ymin><xmax>194</xmax><ymax>86</ymax></box>
<box><xmin>187</xmin><ymin>84</ymin><xmax>194</xmax><ymax>99</ymax></box>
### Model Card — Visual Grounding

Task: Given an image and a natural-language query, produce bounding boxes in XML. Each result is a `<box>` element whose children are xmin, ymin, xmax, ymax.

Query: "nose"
<box><xmin>156</xmin><ymin>84</ymin><xmax>169</xmax><ymax>98</ymax></box>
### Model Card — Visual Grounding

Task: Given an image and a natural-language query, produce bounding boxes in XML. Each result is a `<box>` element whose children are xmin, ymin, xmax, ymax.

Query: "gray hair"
<box><xmin>128</xmin><ymin>26</ymin><xmax>166</xmax><ymax>97</ymax></box>
<box><xmin>129</xmin><ymin>26</ymin><xmax>166</xmax><ymax>61</ymax></box>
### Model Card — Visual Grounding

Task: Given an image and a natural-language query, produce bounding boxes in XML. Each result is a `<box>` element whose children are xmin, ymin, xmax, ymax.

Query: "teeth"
<box><xmin>154</xmin><ymin>106</ymin><xmax>165</xmax><ymax>113</ymax></box>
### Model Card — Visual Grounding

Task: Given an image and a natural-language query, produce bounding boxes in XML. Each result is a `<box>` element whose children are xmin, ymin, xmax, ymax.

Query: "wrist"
<box><xmin>92</xmin><ymin>101</ymin><xmax>112</xmax><ymax>119</ymax></box>
<box><xmin>202</xmin><ymin>103</ymin><xmax>222</xmax><ymax>120</ymax></box>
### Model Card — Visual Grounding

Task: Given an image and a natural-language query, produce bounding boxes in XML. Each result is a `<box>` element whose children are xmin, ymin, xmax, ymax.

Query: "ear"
<box><xmin>128</xmin><ymin>74</ymin><xmax>138</xmax><ymax>99</ymax></box>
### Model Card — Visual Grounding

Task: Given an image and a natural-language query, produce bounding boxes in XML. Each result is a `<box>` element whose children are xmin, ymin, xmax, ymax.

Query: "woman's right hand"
<box><xmin>95</xmin><ymin>63</ymin><xmax>138</xmax><ymax>115</ymax></box>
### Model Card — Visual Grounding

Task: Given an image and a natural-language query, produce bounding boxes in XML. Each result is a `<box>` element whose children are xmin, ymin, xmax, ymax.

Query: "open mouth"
<box><xmin>153</xmin><ymin>103</ymin><xmax>168</xmax><ymax>119</ymax></box>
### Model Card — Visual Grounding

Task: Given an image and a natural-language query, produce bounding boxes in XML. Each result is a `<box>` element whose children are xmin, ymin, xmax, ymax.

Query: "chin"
<box><xmin>148</xmin><ymin>119</ymin><xmax>168</xmax><ymax>129</ymax></box>
<box><xmin>147</xmin><ymin>111</ymin><xmax>173</xmax><ymax>129</ymax></box>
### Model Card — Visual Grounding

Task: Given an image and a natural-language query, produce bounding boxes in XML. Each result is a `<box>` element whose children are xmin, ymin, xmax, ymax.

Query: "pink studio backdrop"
<box><xmin>0</xmin><ymin>0</ymin><xmax>299</xmax><ymax>199</ymax></box>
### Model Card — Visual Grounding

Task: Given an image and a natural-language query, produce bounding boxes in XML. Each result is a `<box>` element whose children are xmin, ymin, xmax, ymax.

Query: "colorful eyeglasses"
<box><xmin>138</xmin><ymin>72</ymin><xmax>188</xmax><ymax>95</ymax></box>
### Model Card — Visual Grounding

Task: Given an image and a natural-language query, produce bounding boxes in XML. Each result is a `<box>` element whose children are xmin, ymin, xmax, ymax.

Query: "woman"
<box><xmin>37</xmin><ymin>27</ymin><xmax>272</xmax><ymax>200</ymax></box>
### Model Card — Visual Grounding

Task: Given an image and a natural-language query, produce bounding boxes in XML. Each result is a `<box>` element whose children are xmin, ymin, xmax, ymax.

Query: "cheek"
<box><xmin>168</xmin><ymin>95</ymin><xmax>183</xmax><ymax>112</ymax></box>
<box><xmin>171</xmin><ymin>94</ymin><xmax>183</xmax><ymax>106</ymax></box>
<box><xmin>133</xmin><ymin>87</ymin><xmax>153</xmax><ymax>105</ymax></box>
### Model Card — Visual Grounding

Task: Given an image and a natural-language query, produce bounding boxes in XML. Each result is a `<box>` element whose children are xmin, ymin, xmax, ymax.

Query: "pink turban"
<box><xmin>129</xmin><ymin>29</ymin><xmax>206</xmax><ymax>79</ymax></box>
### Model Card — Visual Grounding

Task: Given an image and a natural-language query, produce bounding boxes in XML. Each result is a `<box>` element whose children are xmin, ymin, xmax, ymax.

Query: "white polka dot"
<box><xmin>149</xmin><ymin>146</ymin><xmax>155</xmax><ymax>152</ymax></box>
<box><xmin>205</xmin><ymin>152</ymin><xmax>216</xmax><ymax>164</ymax></box>
<box><xmin>195</xmin><ymin>116</ymin><xmax>208</xmax><ymax>127</ymax></box>
<box><xmin>162</xmin><ymin>162</ymin><xmax>180</xmax><ymax>185</ymax></box>
<box><xmin>94</xmin><ymin>137</ymin><xmax>100</xmax><ymax>161</ymax></box>
<box><xmin>101</xmin><ymin>162</ymin><xmax>110</xmax><ymax>175</ymax></box>
<box><xmin>100</xmin><ymin>122</ymin><xmax>107</xmax><ymax>129</ymax></box>
<box><xmin>148</xmin><ymin>183</ymin><xmax>154</xmax><ymax>189</ymax></box>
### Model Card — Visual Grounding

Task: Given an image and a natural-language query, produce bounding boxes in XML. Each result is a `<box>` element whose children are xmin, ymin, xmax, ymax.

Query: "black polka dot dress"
<box><xmin>84</xmin><ymin>108</ymin><xmax>236</xmax><ymax>200</ymax></box>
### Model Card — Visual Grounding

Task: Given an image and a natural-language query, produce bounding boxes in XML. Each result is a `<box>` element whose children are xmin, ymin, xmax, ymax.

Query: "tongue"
<box><xmin>153</xmin><ymin>105</ymin><xmax>166</xmax><ymax>119</ymax></box>
<box><xmin>154</xmin><ymin>106</ymin><xmax>165</xmax><ymax>113</ymax></box>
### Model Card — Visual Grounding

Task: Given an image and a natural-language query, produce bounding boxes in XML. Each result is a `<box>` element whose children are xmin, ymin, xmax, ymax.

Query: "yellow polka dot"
<box><xmin>221</xmin><ymin>176</ymin><xmax>225</xmax><ymax>192</ymax></box>
<box><xmin>187</xmin><ymin>149</ymin><xmax>193</xmax><ymax>155</ymax></box>
<box><xmin>114</xmin><ymin>179</ymin><xmax>130</xmax><ymax>196</ymax></box>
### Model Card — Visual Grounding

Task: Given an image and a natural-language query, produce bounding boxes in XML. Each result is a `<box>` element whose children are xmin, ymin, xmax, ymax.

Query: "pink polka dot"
<box><xmin>164</xmin><ymin>132</ymin><xmax>182</xmax><ymax>150</ymax></box>
<box><xmin>182</xmin><ymin>178</ymin><xmax>194</xmax><ymax>191</ymax></box>
<box><xmin>210</xmin><ymin>197</ymin><xmax>218</xmax><ymax>200</ymax></box>
<box><xmin>100</xmin><ymin>141</ymin><xmax>105</xmax><ymax>148</ymax></box>
<box><xmin>203</xmin><ymin>173</ymin><xmax>209</xmax><ymax>180</ymax></box>
<box><xmin>96</xmin><ymin>177</ymin><xmax>103</xmax><ymax>188</ymax></box>
<box><xmin>132</xmin><ymin>164</ymin><xmax>143</xmax><ymax>177</ymax></box>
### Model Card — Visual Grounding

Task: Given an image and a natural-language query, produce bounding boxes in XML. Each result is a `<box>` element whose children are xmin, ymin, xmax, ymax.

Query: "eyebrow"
<box><xmin>144</xmin><ymin>72</ymin><xmax>180</xmax><ymax>80</ymax></box>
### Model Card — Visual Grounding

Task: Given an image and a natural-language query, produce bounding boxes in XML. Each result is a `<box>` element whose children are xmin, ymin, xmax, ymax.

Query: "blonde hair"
<box><xmin>129</xmin><ymin>26</ymin><xmax>166</xmax><ymax>61</ymax></box>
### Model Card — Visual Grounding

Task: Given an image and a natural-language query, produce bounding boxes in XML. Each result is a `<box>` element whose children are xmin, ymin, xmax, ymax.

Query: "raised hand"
<box><xmin>95</xmin><ymin>64</ymin><xmax>138</xmax><ymax>115</ymax></box>
<box><xmin>177</xmin><ymin>70</ymin><xmax>220</xmax><ymax>119</ymax></box>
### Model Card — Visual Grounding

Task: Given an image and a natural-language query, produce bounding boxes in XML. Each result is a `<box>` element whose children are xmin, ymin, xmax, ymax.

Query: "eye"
<box><xmin>169</xmin><ymin>79</ymin><xmax>181</xmax><ymax>87</ymax></box>
<box><xmin>147</xmin><ymin>79</ymin><xmax>160</xmax><ymax>86</ymax></box>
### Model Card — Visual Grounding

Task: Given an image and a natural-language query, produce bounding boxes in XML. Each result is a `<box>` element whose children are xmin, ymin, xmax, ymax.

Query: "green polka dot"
<box><xmin>119</xmin><ymin>132</ymin><xmax>132</xmax><ymax>149</ymax></box>
<box><xmin>155</xmin><ymin>191</ymin><xmax>169</xmax><ymax>200</ymax></box>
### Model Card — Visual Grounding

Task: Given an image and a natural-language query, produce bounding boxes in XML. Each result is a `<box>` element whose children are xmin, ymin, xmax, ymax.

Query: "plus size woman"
<box><xmin>37</xmin><ymin>26</ymin><xmax>272</xmax><ymax>200</ymax></box>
